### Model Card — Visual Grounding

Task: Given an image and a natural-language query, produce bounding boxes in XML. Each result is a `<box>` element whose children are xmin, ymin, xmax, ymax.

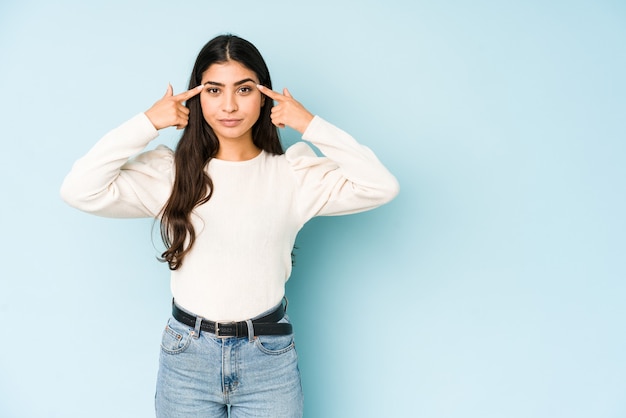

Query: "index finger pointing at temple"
<box><xmin>174</xmin><ymin>84</ymin><xmax>205</xmax><ymax>102</ymax></box>
<box><xmin>256</xmin><ymin>84</ymin><xmax>284</xmax><ymax>101</ymax></box>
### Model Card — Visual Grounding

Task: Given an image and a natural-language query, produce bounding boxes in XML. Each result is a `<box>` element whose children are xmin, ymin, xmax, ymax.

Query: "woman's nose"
<box><xmin>222</xmin><ymin>94</ymin><xmax>238</xmax><ymax>113</ymax></box>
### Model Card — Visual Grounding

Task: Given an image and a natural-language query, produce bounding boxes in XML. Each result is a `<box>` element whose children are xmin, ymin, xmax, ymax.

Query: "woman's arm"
<box><xmin>59</xmin><ymin>113</ymin><xmax>172</xmax><ymax>218</ymax></box>
<box><xmin>258</xmin><ymin>85</ymin><xmax>399</xmax><ymax>220</ymax></box>
<box><xmin>60</xmin><ymin>85</ymin><xmax>203</xmax><ymax>218</ymax></box>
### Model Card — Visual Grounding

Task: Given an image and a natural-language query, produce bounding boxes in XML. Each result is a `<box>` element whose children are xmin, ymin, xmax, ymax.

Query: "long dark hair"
<box><xmin>160</xmin><ymin>35</ymin><xmax>283</xmax><ymax>270</ymax></box>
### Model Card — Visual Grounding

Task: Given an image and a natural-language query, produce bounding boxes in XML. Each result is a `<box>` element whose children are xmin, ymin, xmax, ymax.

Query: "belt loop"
<box><xmin>245</xmin><ymin>319</ymin><xmax>255</xmax><ymax>342</ymax></box>
<box><xmin>193</xmin><ymin>316</ymin><xmax>203</xmax><ymax>339</ymax></box>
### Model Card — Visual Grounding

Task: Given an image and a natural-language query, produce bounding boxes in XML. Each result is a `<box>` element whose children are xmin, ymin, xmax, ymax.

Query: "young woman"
<box><xmin>61</xmin><ymin>34</ymin><xmax>398</xmax><ymax>417</ymax></box>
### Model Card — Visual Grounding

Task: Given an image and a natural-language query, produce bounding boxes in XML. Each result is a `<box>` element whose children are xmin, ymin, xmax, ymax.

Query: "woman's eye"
<box><xmin>206</xmin><ymin>88</ymin><xmax>220</xmax><ymax>95</ymax></box>
<box><xmin>238</xmin><ymin>86</ymin><xmax>252</xmax><ymax>95</ymax></box>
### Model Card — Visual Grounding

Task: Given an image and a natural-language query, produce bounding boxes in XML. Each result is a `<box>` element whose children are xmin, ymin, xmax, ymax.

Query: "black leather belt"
<box><xmin>172</xmin><ymin>301</ymin><xmax>292</xmax><ymax>337</ymax></box>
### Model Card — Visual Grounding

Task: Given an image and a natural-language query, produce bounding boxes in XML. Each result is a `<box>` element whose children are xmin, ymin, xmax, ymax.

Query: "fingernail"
<box><xmin>256</xmin><ymin>84</ymin><xmax>263</xmax><ymax>90</ymax></box>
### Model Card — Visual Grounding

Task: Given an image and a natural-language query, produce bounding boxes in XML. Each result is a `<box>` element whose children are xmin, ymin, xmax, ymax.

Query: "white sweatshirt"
<box><xmin>61</xmin><ymin>113</ymin><xmax>399</xmax><ymax>321</ymax></box>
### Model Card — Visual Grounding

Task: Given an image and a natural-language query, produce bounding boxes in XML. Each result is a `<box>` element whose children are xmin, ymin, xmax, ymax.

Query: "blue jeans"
<box><xmin>155</xmin><ymin>307</ymin><xmax>303</xmax><ymax>417</ymax></box>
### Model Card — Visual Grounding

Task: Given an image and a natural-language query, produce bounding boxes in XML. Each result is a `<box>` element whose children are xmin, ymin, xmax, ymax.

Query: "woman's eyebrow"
<box><xmin>202</xmin><ymin>78</ymin><xmax>256</xmax><ymax>87</ymax></box>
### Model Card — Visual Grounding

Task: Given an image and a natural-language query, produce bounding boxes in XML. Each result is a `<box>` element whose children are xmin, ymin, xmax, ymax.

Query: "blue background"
<box><xmin>1</xmin><ymin>0</ymin><xmax>625</xmax><ymax>417</ymax></box>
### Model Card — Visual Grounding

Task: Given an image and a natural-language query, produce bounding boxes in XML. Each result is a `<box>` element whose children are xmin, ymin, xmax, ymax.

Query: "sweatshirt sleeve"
<box><xmin>286</xmin><ymin>115</ymin><xmax>399</xmax><ymax>221</ymax></box>
<box><xmin>60</xmin><ymin>113</ymin><xmax>175</xmax><ymax>218</ymax></box>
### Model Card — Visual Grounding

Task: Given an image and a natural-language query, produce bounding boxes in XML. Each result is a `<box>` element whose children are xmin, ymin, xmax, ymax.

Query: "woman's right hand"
<box><xmin>145</xmin><ymin>84</ymin><xmax>204</xmax><ymax>130</ymax></box>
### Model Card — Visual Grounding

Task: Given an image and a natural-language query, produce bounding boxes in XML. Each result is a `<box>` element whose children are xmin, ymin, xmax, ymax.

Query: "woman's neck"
<box><xmin>215</xmin><ymin>139</ymin><xmax>261</xmax><ymax>161</ymax></box>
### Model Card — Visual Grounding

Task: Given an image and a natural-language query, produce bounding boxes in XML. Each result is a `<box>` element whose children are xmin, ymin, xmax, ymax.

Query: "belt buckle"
<box><xmin>215</xmin><ymin>321</ymin><xmax>236</xmax><ymax>338</ymax></box>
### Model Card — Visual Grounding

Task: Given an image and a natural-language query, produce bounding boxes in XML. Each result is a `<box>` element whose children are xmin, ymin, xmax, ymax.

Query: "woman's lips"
<box><xmin>218</xmin><ymin>119</ymin><xmax>243</xmax><ymax>127</ymax></box>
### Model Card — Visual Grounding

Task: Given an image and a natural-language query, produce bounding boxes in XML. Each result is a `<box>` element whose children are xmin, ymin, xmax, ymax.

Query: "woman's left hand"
<box><xmin>257</xmin><ymin>85</ymin><xmax>314</xmax><ymax>134</ymax></box>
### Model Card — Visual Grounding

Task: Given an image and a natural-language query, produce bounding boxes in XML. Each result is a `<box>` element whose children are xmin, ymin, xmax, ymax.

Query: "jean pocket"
<box><xmin>254</xmin><ymin>333</ymin><xmax>295</xmax><ymax>355</ymax></box>
<box><xmin>253</xmin><ymin>316</ymin><xmax>295</xmax><ymax>355</ymax></box>
<box><xmin>160</xmin><ymin>317</ymin><xmax>193</xmax><ymax>355</ymax></box>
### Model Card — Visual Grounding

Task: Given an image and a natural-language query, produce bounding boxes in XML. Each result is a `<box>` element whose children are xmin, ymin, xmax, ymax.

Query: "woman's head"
<box><xmin>184</xmin><ymin>34</ymin><xmax>281</xmax><ymax>154</ymax></box>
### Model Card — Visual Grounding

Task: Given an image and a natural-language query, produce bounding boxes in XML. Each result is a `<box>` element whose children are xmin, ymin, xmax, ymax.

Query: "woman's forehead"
<box><xmin>201</xmin><ymin>61</ymin><xmax>258</xmax><ymax>85</ymax></box>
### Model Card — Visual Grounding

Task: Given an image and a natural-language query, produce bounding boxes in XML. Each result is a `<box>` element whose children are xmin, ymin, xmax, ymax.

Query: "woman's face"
<box><xmin>199</xmin><ymin>60</ymin><xmax>263</xmax><ymax>145</ymax></box>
